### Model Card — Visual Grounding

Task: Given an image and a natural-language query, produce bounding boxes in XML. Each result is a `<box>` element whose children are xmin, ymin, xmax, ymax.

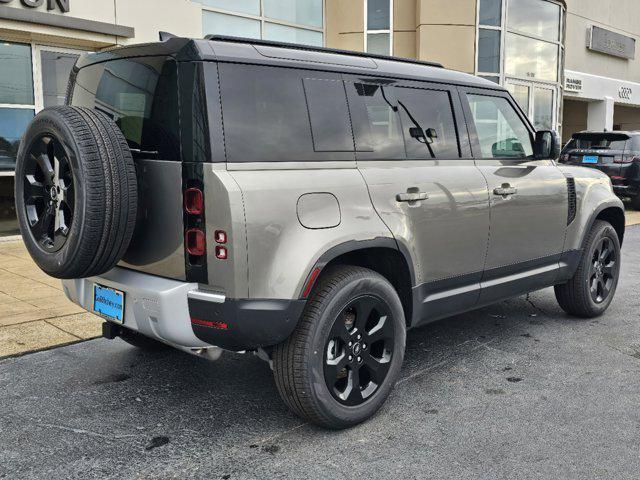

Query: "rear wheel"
<box><xmin>631</xmin><ymin>195</ymin><xmax>640</xmax><ymax>211</ymax></box>
<box><xmin>273</xmin><ymin>266</ymin><xmax>406</xmax><ymax>429</ymax></box>
<box><xmin>555</xmin><ymin>220</ymin><xmax>621</xmax><ymax>318</ymax></box>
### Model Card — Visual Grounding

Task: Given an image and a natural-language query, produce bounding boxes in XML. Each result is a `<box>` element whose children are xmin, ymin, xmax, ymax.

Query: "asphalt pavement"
<box><xmin>1</xmin><ymin>227</ymin><xmax>639</xmax><ymax>480</ymax></box>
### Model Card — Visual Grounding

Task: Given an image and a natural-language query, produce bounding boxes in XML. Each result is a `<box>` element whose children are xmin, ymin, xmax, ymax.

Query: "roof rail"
<box><xmin>205</xmin><ymin>35</ymin><xmax>444</xmax><ymax>69</ymax></box>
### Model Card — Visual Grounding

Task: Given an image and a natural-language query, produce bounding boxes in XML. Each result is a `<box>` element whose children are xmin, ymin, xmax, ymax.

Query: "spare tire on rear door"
<box><xmin>14</xmin><ymin>106</ymin><xmax>138</xmax><ymax>279</ymax></box>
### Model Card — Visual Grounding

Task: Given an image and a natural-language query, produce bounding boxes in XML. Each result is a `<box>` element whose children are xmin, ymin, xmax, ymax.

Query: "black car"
<box><xmin>560</xmin><ymin>131</ymin><xmax>640</xmax><ymax>209</ymax></box>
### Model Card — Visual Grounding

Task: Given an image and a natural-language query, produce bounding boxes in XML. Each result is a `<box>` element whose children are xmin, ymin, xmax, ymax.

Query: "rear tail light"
<box><xmin>614</xmin><ymin>155</ymin><xmax>639</xmax><ymax>164</ymax></box>
<box><xmin>184</xmin><ymin>188</ymin><xmax>204</xmax><ymax>215</ymax></box>
<box><xmin>214</xmin><ymin>230</ymin><xmax>227</xmax><ymax>244</ymax></box>
<box><xmin>215</xmin><ymin>245</ymin><xmax>228</xmax><ymax>260</ymax></box>
<box><xmin>185</xmin><ymin>228</ymin><xmax>206</xmax><ymax>256</ymax></box>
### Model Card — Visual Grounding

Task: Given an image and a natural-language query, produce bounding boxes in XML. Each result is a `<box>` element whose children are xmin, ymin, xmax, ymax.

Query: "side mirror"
<box><xmin>534</xmin><ymin>130</ymin><xmax>561</xmax><ymax>160</ymax></box>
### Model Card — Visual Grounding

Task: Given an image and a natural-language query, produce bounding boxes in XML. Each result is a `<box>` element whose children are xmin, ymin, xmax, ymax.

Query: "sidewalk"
<box><xmin>1</xmin><ymin>210</ymin><xmax>640</xmax><ymax>359</ymax></box>
<box><xmin>0</xmin><ymin>240</ymin><xmax>101</xmax><ymax>359</ymax></box>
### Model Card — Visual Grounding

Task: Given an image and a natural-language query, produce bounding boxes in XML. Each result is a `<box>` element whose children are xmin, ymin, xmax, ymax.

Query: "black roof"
<box><xmin>76</xmin><ymin>36</ymin><xmax>501</xmax><ymax>90</ymax></box>
<box><xmin>205</xmin><ymin>35</ymin><xmax>445</xmax><ymax>69</ymax></box>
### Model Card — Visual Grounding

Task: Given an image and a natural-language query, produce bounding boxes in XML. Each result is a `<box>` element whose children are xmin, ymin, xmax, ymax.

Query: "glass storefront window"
<box><xmin>264</xmin><ymin>0</ymin><xmax>323</xmax><ymax>28</ymax></box>
<box><xmin>507</xmin><ymin>83</ymin><xmax>530</xmax><ymax>114</ymax></box>
<box><xmin>533</xmin><ymin>87</ymin><xmax>554</xmax><ymax>130</ymax></box>
<box><xmin>264</xmin><ymin>23</ymin><xmax>323</xmax><ymax>46</ymax></box>
<box><xmin>507</xmin><ymin>0</ymin><xmax>561</xmax><ymax>41</ymax></box>
<box><xmin>505</xmin><ymin>32</ymin><xmax>558</xmax><ymax>82</ymax></box>
<box><xmin>368</xmin><ymin>0</ymin><xmax>390</xmax><ymax>30</ymax></box>
<box><xmin>479</xmin><ymin>0</ymin><xmax>502</xmax><ymax>26</ymax></box>
<box><xmin>197</xmin><ymin>0</ymin><xmax>259</xmax><ymax>16</ymax></box>
<box><xmin>41</xmin><ymin>51</ymin><xmax>80</xmax><ymax>108</ymax></box>
<box><xmin>198</xmin><ymin>0</ymin><xmax>324</xmax><ymax>46</ymax></box>
<box><xmin>203</xmin><ymin>11</ymin><xmax>261</xmax><ymax>38</ymax></box>
<box><xmin>480</xmin><ymin>76</ymin><xmax>501</xmax><ymax>84</ymax></box>
<box><xmin>0</xmin><ymin>108</ymin><xmax>35</xmax><ymax>171</ymax></box>
<box><xmin>367</xmin><ymin>33</ymin><xmax>391</xmax><ymax>55</ymax></box>
<box><xmin>0</xmin><ymin>42</ymin><xmax>34</xmax><ymax>105</ymax></box>
<box><xmin>478</xmin><ymin>29</ymin><xmax>501</xmax><ymax>73</ymax></box>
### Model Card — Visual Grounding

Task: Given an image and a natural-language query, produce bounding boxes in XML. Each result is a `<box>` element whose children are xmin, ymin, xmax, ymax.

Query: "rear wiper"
<box><xmin>130</xmin><ymin>148</ymin><xmax>160</xmax><ymax>155</ymax></box>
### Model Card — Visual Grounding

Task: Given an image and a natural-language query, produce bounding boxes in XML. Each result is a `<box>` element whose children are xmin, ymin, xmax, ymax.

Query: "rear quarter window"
<box><xmin>70</xmin><ymin>56</ymin><xmax>180</xmax><ymax>161</ymax></box>
<box><xmin>217</xmin><ymin>63</ymin><xmax>354</xmax><ymax>162</ymax></box>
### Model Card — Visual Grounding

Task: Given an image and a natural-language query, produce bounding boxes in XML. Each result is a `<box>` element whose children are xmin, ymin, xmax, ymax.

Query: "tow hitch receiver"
<box><xmin>102</xmin><ymin>322</ymin><xmax>123</xmax><ymax>340</ymax></box>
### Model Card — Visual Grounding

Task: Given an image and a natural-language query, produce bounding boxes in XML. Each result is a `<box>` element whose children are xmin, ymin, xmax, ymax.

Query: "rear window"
<box><xmin>565</xmin><ymin>134</ymin><xmax>629</xmax><ymax>151</ymax></box>
<box><xmin>395</xmin><ymin>86</ymin><xmax>460</xmax><ymax>159</ymax></box>
<box><xmin>345</xmin><ymin>82</ymin><xmax>406</xmax><ymax>160</ymax></box>
<box><xmin>218</xmin><ymin>64</ymin><xmax>354</xmax><ymax>163</ymax></box>
<box><xmin>70</xmin><ymin>56</ymin><xmax>180</xmax><ymax>160</ymax></box>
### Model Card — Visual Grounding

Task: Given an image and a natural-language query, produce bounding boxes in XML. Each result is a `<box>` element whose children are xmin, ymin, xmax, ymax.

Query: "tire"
<box><xmin>14</xmin><ymin>106</ymin><xmax>137</xmax><ymax>279</ymax></box>
<box><xmin>555</xmin><ymin>220</ymin><xmax>621</xmax><ymax>318</ymax></box>
<box><xmin>631</xmin><ymin>195</ymin><xmax>640</xmax><ymax>211</ymax></box>
<box><xmin>119</xmin><ymin>329</ymin><xmax>169</xmax><ymax>352</ymax></box>
<box><xmin>273</xmin><ymin>266</ymin><xmax>406</xmax><ymax>429</ymax></box>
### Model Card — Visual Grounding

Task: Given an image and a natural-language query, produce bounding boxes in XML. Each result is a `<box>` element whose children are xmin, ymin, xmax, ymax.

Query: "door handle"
<box><xmin>493</xmin><ymin>184</ymin><xmax>518</xmax><ymax>197</ymax></box>
<box><xmin>396</xmin><ymin>192</ymin><xmax>429</xmax><ymax>203</ymax></box>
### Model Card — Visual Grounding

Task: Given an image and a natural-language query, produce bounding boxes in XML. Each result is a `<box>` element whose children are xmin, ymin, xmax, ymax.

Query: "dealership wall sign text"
<box><xmin>619</xmin><ymin>86</ymin><xmax>633</xmax><ymax>100</ymax></box>
<box><xmin>0</xmin><ymin>0</ymin><xmax>69</xmax><ymax>13</ymax></box>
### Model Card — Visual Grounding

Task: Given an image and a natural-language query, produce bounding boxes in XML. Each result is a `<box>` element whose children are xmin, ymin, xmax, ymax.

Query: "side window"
<box><xmin>218</xmin><ymin>64</ymin><xmax>353</xmax><ymax>162</ymax></box>
<box><xmin>71</xmin><ymin>56</ymin><xmax>180</xmax><ymax>161</ymax></box>
<box><xmin>467</xmin><ymin>94</ymin><xmax>533</xmax><ymax>159</ymax></box>
<box><xmin>345</xmin><ymin>82</ymin><xmax>405</xmax><ymax>160</ymax></box>
<box><xmin>302</xmin><ymin>78</ymin><xmax>354</xmax><ymax>152</ymax></box>
<box><xmin>395</xmin><ymin>86</ymin><xmax>460</xmax><ymax>159</ymax></box>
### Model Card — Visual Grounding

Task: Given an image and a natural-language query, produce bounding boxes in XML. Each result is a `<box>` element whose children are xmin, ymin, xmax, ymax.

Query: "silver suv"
<box><xmin>14</xmin><ymin>36</ymin><xmax>624</xmax><ymax>429</ymax></box>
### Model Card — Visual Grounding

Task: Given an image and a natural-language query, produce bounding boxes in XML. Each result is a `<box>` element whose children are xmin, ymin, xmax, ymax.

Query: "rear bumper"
<box><xmin>62</xmin><ymin>267</ymin><xmax>306</xmax><ymax>352</ymax></box>
<box><xmin>189</xmin><ymin>297</ymin><xmax>306</xmax><ymax>351</ymax></box>
<box><xmin>62</xmin><ymin>267</ymin><xmax>212</xmax><ymax>349</ymax></box>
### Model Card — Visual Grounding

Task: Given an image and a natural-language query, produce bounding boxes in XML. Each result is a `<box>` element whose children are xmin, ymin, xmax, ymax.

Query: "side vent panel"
<box><xmin>566</xmin><ymin>176</ymin><xmax>577</xmax><ymax>225</ymax></box>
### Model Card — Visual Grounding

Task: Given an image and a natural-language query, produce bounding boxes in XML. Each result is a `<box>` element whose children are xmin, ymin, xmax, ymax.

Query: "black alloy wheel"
<box><xmin>588</xmin><ymin>236</ymin><xmax>618</xmax><ymax>304</ymax></box>
<box><xmin>22</xmin><ymin>134</ymin><xmax>74</xmax><ymax>253</ymax></box>
<box><xmin>324</xmin><ymin>295</ymin><xmax>395</xmax><ymax>406</ymax></box>
<box><xmin>273</xmin><ymin>265</ymin><xmax>406</xmax><ymax>429</ymax></box>
<box><xmin>554</xmin><ymin>219</ymin><xmax>621</xmax><ymax>318</ymax></box>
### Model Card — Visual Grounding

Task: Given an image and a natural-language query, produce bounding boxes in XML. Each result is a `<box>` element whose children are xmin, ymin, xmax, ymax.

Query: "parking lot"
<box><xmin>0</xmin><ymin>226</ymin><xmax>638</xmax><ymax>479</ymax></box>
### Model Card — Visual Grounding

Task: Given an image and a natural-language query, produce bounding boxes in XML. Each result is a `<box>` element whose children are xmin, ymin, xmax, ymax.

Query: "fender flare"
<box><xmin>298</xmin><ymin>237</ymin><xmax>417</xmax><ymax>299</ymax></box>
<box><xmin>581</xmin><ymin>201</ymin><xmax>626</xmax><ymax>249</ymax></box>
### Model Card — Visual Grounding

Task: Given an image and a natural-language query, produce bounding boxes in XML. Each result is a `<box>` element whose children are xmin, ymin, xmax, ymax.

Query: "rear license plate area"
<box><xmin>93</xmin><ymin>284</ymin><xmax>125</xmax><ymax>323</ymax></box>
<box><xmin>582</xmin><ymin>155</ymin><xmax>599</xmax><ymax>164</ymax></box>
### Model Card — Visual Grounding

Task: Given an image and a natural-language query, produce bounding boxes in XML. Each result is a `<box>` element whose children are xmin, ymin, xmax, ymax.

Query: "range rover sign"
<box><xmin>587</xmin><ymin>26</ymin><xmax>635</xmax><ymax>60</ymax></box>
<box><xmin>0</xmin><ymin>0</ymin><xmax>69</xmax><ymax>13</ymax></box>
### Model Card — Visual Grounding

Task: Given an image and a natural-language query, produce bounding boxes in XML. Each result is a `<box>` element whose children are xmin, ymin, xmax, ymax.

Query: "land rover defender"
<box><xmin>14</xmin><ymin>36</ymin><xmax>625</xmax><ymax>429</ymax></box>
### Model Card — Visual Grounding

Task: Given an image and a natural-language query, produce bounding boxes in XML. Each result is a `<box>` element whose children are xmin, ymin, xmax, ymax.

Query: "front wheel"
<box><xmin>555</xmin><ymin>220</ymin><xmax>621</xmax><ymax>318</ymax></box>
<box><xmin>273</xmin><ymin>266</ymin><xmax>406</xmax><ymax>429</ymax></box>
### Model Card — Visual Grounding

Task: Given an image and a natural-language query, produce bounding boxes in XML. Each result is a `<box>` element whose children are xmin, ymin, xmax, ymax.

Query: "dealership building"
<box><xmin>1</xmin><ymin>0</ymin><xmax>639</xmax><ymax>235</ymax></box>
